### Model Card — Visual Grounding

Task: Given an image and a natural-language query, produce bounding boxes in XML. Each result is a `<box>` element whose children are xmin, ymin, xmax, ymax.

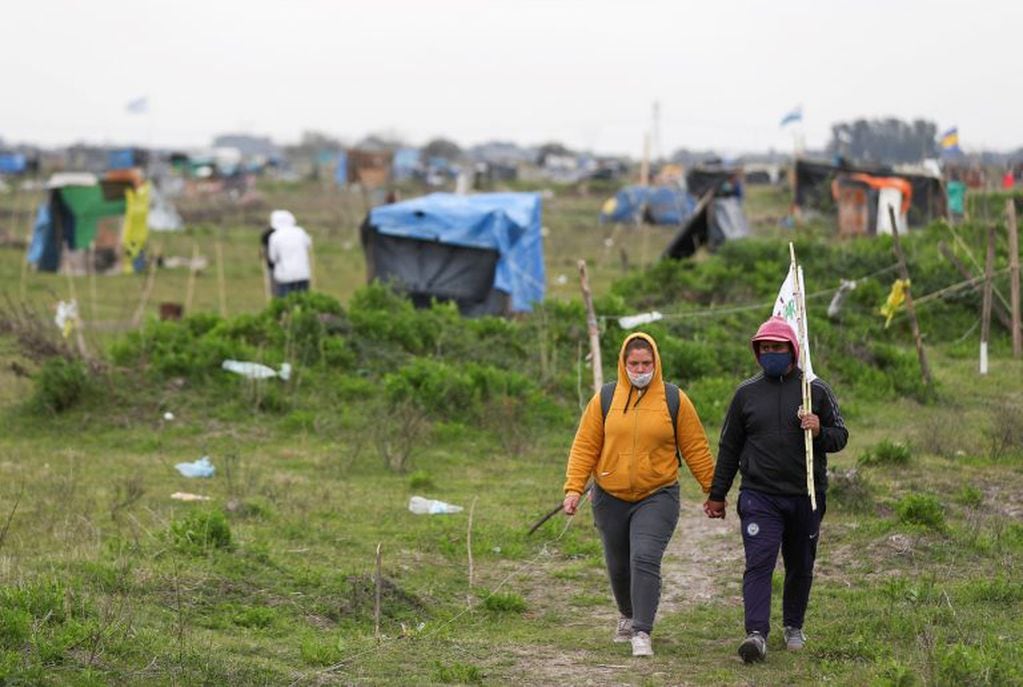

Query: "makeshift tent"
<box><xmin>28</xmin><ymin>172</ymin><xmax>151</xmax><ymax>273</ymax></box>
<box><xmin>600</xmin><ymin>185</ymin><xmax>696</xmax><ymax>225</ymax></box>
<box><xmin>0</xmin><ymin>153</ymin><xmax>28</xmax><ymax>175</ymax></box>
<box><xmin>794</xmin><ymin>159</ymin><xmax>945</xmax><ymax>226</ymax></box>
<box><xmin>663</xmin><ymin>188</ymin><xmax>750</xmax><ymax>260</ymax></box>
<box><xmin>392</xmin><ymin>148</ymin><xmax>421</xmax><ymax>181</ymax></box>
<box><xmin>830</xmin><ymin>173</ymin><xmax>912</xmax><ymax>237</ymax></box>
<box><xmin>362</xmin><ymin>193</ymin><xmax>545</xmax><ymax>316</ymax></box>
<box><xmin>686</xmin><ymin>165</ymin><xmax>740</xmax><ymax>198</ymax></box>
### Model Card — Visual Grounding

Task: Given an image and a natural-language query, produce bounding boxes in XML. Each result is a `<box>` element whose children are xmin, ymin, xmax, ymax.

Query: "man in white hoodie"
<box><xmin>266</xmin><ymin>210</ymin><xmax>313</xmax><ymax>297</ymax></box>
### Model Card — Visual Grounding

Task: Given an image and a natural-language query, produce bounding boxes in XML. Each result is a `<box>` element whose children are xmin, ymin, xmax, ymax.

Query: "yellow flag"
<box><xmin>880</xmin><ymin>279</ymin><xmax>910</xmax><ymax>328</ymax></box>
<box><xmin>122</xmin><ymin>182</ymin><xmax>151</xmax><ymax>269</ymax></box>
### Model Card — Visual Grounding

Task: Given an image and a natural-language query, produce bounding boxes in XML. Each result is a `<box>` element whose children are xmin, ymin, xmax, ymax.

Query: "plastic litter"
<box><xmin>221</xmin><ymin>360</ymin><xmax>292</xmax><ymax>381</ymax></box>
<box><xmin>171</xmin><ymin>492</ymin><xmax>210</xmax><ymax>502</ymax></box>
<box><xmin>618</xmin><ymin>311</ymin><xmax>664</xmax><ymax>329</ymax></box>
<box><xmin>408</xmin><ymin>496</ymin><xmax>463</xmax><ymax>515</ymax></box>
<box><xmin>175</xmin><ymin>456</ymin><xmax>215</xmax><ymax>478</ymax></box>
<box><xmin>55</xmin><ymin>300</ymin><xmax>79</xmax><ymax>338</ymax></box>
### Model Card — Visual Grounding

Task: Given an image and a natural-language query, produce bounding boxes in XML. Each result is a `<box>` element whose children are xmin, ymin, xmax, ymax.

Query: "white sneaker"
<box><xmin>613</xmin><ymin>616</ymin><xmax>633</xmax><ymax>643</ymax></box>
<box><xmin>631</xmin><ymin>631</ymin><xmax>653</xmax><ymax>657</ymax></box>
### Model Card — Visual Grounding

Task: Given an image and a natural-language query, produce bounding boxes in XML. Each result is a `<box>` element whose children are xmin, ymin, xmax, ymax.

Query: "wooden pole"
<box><xmin>18</xmin><ymin>194</ymin><xmax>36</xmax><ymax>302</ymax></box>
<box><xmin>87</xmin><ymin>243</ymin><xmax>99</xmax><ymax>324</ymax></box>
<box><xmin>888</xmin><ymin>206</ymin><xmax>932</xmax><ymax>386</ymax></box>
<box><xmin>980</xmin><ymin>226</ymin><xmax>995</xmax><ymax>375</ymax></box>
<box><xmin>374</xmin><ymin>542</ymin><xmax>382</xmax><ymax>641</ymax></box>
<box><xmin>215</xmin><ymin>237</ymin><xmax>227</xmax><ymax>317</ymax></box>
<box><xmin>1006</xmin><ymin>199</ymin><xmax>1021</xmax><ymax>358</ymax></box>
<box><xmin>132</xmin><ymin>247</ymin><xmax>160</xmax><ymax>328</ymax></box>
<box><xmin>184</xmin><ymin>241</ymin><xmax>199</xmax><ymax>314</ymax></box>
<box><xmin>577</xmin><ymin>260</ymin><xmax>603</xmax><ymax>394</ymax></box>
<box><xmin>639</xmin><ymin>133</ymin><xmax>650</xmax><ymax>187</ymax></box>
<box><xmin>938</xmin><ymin>241</ymin><xmax>1013</xmax><ymax>331</ymax></box>
<box><xmin>788</xmin><ymin>243</ymin><xmax>816</xmax><ymax>511</ymax></box>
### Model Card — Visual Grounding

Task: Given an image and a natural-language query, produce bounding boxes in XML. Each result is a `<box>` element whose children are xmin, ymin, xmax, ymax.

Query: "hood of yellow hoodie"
<box><xmin>617</xmin><ymin>331</ymin><xmax>665</xmax><ymax>397</ymax></box>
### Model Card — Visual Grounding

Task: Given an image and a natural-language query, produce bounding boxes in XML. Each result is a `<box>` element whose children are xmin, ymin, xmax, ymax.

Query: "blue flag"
<box><xmin>780</xmin><ymin>106</ymin><xmax>803</xmax><ymax>127</ymax></box>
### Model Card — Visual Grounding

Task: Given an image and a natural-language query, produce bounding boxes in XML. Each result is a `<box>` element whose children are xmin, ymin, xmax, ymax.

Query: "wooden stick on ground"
<box><xmin>467</xmin><ymin>496</ymin><xmax>478</xmax><ymax>594</ymax></box>
<box><xmin>374</xmin><ymin>542</ymin><xmax>383</xmax><ymax>641</ymax></box>
<box><xmin>888</xmin><ymin>206</ymin><xmax>932</xmax><ymax>386</ymax></box>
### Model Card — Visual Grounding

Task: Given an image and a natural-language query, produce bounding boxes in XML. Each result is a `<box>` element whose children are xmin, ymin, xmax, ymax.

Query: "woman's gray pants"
<box><xmin>591</xmin><ymin>482</ymin><xmax>680</xmax><ymax>634</ymax></box>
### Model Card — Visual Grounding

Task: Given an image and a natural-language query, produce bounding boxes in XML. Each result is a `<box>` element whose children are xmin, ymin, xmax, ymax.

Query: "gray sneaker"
<box><xmin>631</xmin><ymin>630</ymin><xmax>653</xmax><ymax>657</ymax></box>
<box><xmin>783</xmin><ymin>626</ymin><xmax>806</xmax><ymax>650</ymax></box>
<box><xmin>613</xmin><ymin>616</ymin><xmax>633</xmax><ymax>643</ymax></box>
<box><xmin>738</xmin><ymin>631</ymin><xmax>767</xmax><ymax>663</ymax></box>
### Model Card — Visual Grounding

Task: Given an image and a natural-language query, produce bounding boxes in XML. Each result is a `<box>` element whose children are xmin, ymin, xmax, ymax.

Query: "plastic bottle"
<box><xmin>408</xmin><ymin>496</ymin><xmax>464</xmax><ymax>514</ymax></box>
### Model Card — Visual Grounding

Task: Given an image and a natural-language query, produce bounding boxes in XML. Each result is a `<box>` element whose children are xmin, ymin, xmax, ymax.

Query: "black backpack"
<box><xmin>599</xmin><ymin>381</ymin><xmax>683</xmax><ymax>463</ymax></box>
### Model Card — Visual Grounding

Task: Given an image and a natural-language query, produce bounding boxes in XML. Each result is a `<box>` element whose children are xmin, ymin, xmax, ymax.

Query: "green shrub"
<box><xmin>169</xmin><ymin>509</ymin><xmax>232</xmax><ymax>553</ymax></box>
<box><xmin>954</xmin><ymin>485</ymin><xmax>983</xmax><ymax>508</ymax></box>
<box><xmin>32</xmin><ymin>358</ymin><xmax>90</xmax><ymax>413</ymax></box>
<box><xmin>408</xmin><ymin>470</ymin><xmax>434</xmax><ymax>490</ymax></box>
<box><xmin>896</xmin><ymin>494</ymin><xmax>945</xmax><ymax>530</ymax></box>
<box><xmin>482</xmin><ymin>592</ymin><xmax>527</xmax><ymax>614</ymax></box>
<box><xmin>860</xmin><ymin>439</ymin><xmax>912</xmax><ymax>466</ymax></box>
<box><xmin>937</xmin><ymin>642</ymin><xmax>1021</xmax><ymax>686</ymax></box>
<box><xmin>231</xmin><ymin>606</ymin><xmax>277</xmax><ymax>629</ymax></box>
<box><xmin>827</xmin><ymin>468</ymin><xmax>874</xmax><ymax>512</ymax></box>
<box><xmin>433</xmin><ymin>661</ymin><xmax>485</xmax><ymax>685</ymax></box>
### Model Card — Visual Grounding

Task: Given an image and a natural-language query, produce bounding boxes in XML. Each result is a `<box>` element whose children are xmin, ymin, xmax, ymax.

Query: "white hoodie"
<box><xmin>267</xmin><ymin>210</ymin><xmax>312</xmax><ymax>283</ymax></box>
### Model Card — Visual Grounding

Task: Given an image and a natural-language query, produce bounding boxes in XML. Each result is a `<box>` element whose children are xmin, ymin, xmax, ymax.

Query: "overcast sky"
<box><xmin>3</xmin><ymin>0</ymin><xmax>1019</xmax><ymax>156</ymax></box>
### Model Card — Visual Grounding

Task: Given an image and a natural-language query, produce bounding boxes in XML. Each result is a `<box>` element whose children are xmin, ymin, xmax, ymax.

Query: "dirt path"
<box><xmin>660</xmin><ymin>501</ymin><xmax>745</xmax><ymax>612</ymax></box>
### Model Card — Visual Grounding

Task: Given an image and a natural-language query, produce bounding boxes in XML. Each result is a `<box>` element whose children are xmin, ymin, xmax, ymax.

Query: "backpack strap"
<box><xmin>600</xmin><ymin>381</ymin><xmax>616</xmax><ymax>422</ymax></box>
<box><xmin>664</xmin><ymin>382</ymin><xmax>682</xmax><ymax>464</ymax></box>
<box><xmin>601</xmin><ymin>380</ymin><xmax>683</xmax><ymax>465</ymax></box>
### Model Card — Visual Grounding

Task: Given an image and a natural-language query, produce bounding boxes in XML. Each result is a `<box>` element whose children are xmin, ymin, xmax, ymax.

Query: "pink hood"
<box><xmin>751</xmin><ymin>316</ymin><xmax>800</xmax><ymax>362</ymax></box>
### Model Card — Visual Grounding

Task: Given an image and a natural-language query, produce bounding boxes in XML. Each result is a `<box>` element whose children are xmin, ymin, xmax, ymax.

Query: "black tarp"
<box><xmin>361</xmin><ymin>220</ymin><xmax>509</xmax><ymax>317</ymax></box>
<box><xmin>794</xmin><ymin>158</ymin><xmax>946</xmax><ymax>226</ymax></box>
<box><xmin>686</xmin><ymin>166</ymin><xmax>736</xmax><ymax>198</ymax></box>
<box><xmin>663</xmin><ymin>191</ymin><xmax>750</xmax><ymax>260</ymax></box>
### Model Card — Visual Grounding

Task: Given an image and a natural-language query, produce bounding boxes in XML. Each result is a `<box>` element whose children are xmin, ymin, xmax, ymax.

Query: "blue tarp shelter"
<box><xmin>600</xmin><ymin>185</ymin><xmax>696</xmax><ymax>225</ymax></box>
<box><xmin>393</xmin><ymin>148</ymin><xmax>421</xmax><ymax>181</ymax></box>
<box><xmin>0</xmin><ymin>154</ymin><xmax>27</xmax><ymax>175</ymax></box>
<box><xmin>363</xmin><ymin>193</ymin><xmax>545</xmax><ymax>315</ymax></box>
<box><xmin>334</xmin><ymin>152</ymin><xmax>348</xmax><ymax>186</ymax></box>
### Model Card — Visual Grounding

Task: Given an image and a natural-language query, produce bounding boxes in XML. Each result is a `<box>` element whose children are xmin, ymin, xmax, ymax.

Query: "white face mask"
<box><xmin>627</xmin><ymin>370</ymin><xmax>654</xmax><ymax>388</ymax></box>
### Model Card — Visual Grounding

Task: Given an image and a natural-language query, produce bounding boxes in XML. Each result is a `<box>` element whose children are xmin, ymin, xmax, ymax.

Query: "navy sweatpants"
<box><xmin>591</xmin><ymin>483</ymin><xmax>680</xmax><ymax>634</ymax></box>
<box><xmin>738</xmin><ymin>489</ymin><xmax>826</xmax><ymax>637</ymax></box>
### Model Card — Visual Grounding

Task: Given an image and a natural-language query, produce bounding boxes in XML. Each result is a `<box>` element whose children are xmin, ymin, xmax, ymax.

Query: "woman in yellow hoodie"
<box><xmin>563</xmin><ymin>332</ymin><xmax>715</xmax><ymax>657</ymax></box>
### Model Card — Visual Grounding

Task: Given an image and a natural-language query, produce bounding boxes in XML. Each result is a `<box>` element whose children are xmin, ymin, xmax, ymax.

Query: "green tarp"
<box><xmin>58</xmin><ymin>186</ymin><xmax>126</xmax><ymax>249</ymax></box>
<box><xmin>946</xmin><ymin>181</ymin><xmax>966</xmax><ymax>216</ymax></box>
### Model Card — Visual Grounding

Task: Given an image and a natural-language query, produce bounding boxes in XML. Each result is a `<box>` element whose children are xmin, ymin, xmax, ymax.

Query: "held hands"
<box><xmin>563</xmin><ymin>493</ymin><xmax>581</xmax><ymax>516</ymax></box>
<box><xmin>703</xmin><ymin>499</ymin><xmax>726</xmax><ymax>519</ymax></box>
<box><xmin>798</xmin><ymin>408</ymin><xmax>821</xmax><ymax>437</ymax></box>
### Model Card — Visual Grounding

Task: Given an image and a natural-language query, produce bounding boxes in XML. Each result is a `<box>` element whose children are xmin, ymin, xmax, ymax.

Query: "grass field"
<box><xmin>0</xmin><ymin>182</ymin><xmax>1022</xmax><ymax>686</ymax></box>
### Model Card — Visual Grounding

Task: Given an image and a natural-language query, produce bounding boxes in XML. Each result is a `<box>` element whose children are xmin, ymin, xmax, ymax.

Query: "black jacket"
<box><xmin>709</xmin><ymin>369</ymin><xmax>848</xmax><ymax>501</ymax></box>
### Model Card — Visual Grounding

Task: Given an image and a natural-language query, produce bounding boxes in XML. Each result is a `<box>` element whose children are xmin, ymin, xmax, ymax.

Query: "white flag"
<box><xmin>773</xmin><ymin>264</ymin><xmax>816</xmax><ymax>381</ymax></box>
<box><xmin>125</xmin><ymin>96</ymin><xmax>149</xmax><ymax>114</ymax></box>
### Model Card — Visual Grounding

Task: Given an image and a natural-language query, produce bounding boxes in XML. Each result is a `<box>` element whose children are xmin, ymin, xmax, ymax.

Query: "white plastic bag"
<box><xmin>408</xmin><ymin>496</ymin><xmax>463</xmax><ymax>514</ymax></box>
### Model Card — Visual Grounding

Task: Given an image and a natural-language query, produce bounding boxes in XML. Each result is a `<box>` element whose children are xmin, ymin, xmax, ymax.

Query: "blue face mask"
<box><xmin>759</xmin><ymin>351</ymin><xmax>793</xmax><ymax>378</ymax></box>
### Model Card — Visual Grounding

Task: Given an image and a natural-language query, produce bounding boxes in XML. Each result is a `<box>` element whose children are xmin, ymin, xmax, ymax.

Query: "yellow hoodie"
<box><xmin>564</xmin><ymin>332</ymin><xmax>715</xmax><ymax>502</ymax></box>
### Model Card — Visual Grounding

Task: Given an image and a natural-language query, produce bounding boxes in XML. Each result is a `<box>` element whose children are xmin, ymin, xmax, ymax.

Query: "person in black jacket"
<box><xmin>703</xmin><ymin>316</ymin><xmax>848</xmax><ymax>663</ymax></box>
